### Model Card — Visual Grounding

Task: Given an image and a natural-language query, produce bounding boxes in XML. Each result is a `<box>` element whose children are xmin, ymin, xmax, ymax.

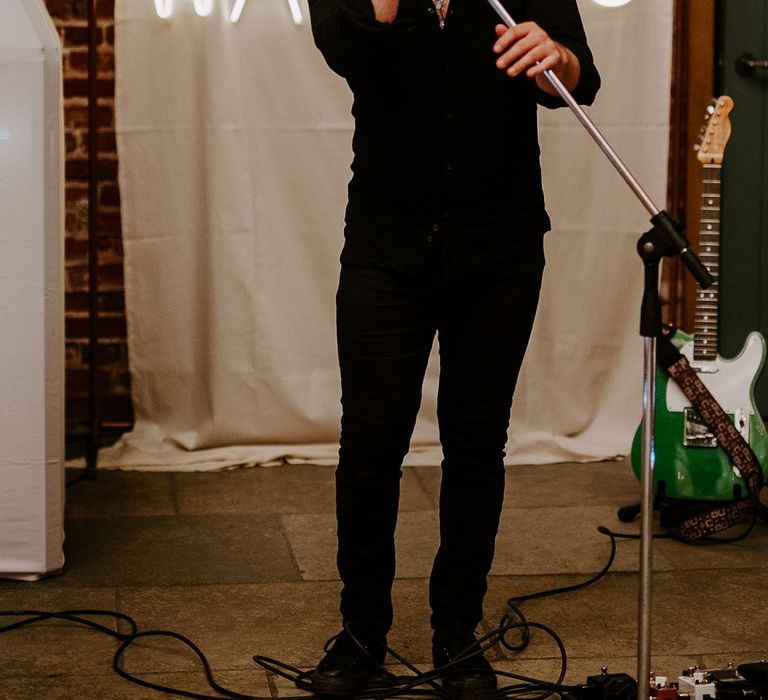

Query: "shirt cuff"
<box><xmin>534</xmin><ymin>39</ymin><xmax>600</xmax><ymax>109</ymax></box>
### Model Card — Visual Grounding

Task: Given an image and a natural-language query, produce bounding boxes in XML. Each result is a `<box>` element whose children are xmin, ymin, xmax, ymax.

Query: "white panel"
<box><xmin>0</xmin><ymin>1</ymin><xmax>39</xmax><ymax>49</ymax></box>
<box><xmin>0</xmin><ymin>0</ymin><xmax>64</xmax><ymax>579</ymax></box>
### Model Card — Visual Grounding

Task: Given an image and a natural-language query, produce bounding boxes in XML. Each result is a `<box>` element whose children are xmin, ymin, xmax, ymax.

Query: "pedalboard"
<box><xmin>653</xmin><ymin>662</ymin><xmax>768</xmax><ymax>700</ymax></box>
<box><xmin>566</xmin><ymin>662</ymin><xmax>768</xmax><ymax>700</ymax></box>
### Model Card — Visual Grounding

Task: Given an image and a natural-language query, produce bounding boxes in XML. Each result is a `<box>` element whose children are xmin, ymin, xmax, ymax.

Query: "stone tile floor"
<box><xmin>1</xmin><ymin>458</ymin><xmax>766</xmax><ymax>698</ymax></box>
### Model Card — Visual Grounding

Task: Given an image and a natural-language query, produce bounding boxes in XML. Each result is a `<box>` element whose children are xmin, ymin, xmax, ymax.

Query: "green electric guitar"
<box><xmin>630</xmin><ymin>96</ymin><xmax>768</xmax><ymax>501</ymax></box>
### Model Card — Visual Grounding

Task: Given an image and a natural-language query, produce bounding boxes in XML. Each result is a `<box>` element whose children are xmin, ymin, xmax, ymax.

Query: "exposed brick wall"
<box><xmin>46</xmin><ymin>0</ymin><xmax>133</xmax><ymax>433</ymax></box>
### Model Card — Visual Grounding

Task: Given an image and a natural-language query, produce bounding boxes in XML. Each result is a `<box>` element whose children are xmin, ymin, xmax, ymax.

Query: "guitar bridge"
<box><xmin>683</xmin><ymin>407</ymin><xmax>718</xmax><ymax>447</ymax></box>
<box><xmin>683</xmin><ymin>406</ymin><xmax>750</xmax><ymax>447</ymax></box>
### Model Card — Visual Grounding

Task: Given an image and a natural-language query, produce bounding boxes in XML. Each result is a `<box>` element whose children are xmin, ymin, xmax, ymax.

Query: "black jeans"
<box><xmin>334</xmin><ymin>238</ymin><xmax>545</xmax><ymax>638</ymax></box>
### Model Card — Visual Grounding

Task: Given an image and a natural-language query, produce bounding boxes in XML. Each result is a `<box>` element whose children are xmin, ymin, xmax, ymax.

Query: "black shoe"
<box><xmin>432</xmin><ymin>622</ymin><xmax>497</xmax><ymax>700</ymax></box>
<box><xmin>311</xmin><ymin>629</ymin><xmax>387</xmax><ymax>696</ymax></box>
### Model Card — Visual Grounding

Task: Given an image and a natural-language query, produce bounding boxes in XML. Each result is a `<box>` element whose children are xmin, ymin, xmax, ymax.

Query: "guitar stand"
<box><xmin>618</xmin><ymin>503</ymin><xmax>642</xmax><ymax>523</ymax></box>
<box><xmin>619</xmin><ymin>224</ymin><xmax>693</xmax><ymax>528</ymax></box>
<box><xmin>480</xmin><ymin>1</ymin><xmax>716</xmax><ymax>694</ymax></box>
<box><xmin>617</xmin><ymin>499</ymin><xmax>694</xmax><ymax>530</ymax></box>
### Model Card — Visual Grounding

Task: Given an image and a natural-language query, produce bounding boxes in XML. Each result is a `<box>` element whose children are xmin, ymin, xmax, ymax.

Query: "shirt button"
<box><xmin>432</xmin><ymin>223</ymin><xmax>440</xmax><ymax>232</ymax></box>
<box><xmin>445</xmin><ymin>161</ymin><xmax>453</xmax><ymax>171</ymax></box>
<box><xmin>427</xmin><ymin>235</ymin><xmax>434</xmax><ymax>243</ymax></box>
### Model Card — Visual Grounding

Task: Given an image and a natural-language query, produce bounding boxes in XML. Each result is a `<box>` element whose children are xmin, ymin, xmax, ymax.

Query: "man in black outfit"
<box><xmin>306</xmin><ymin>0</ymin><xmax>600</xmax><ymax>697</ymax></box>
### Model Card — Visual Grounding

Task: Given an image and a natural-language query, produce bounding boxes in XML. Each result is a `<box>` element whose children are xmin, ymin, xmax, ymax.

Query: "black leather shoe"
<box><xmin>310</xmin><ymin>629</ymin><xmax>386</xmax><ymax>696</ymax></box>
<box><xmin>432</xmin><ymin>622</ymin><xmax>497</xmax><ymax>700</ymax></box>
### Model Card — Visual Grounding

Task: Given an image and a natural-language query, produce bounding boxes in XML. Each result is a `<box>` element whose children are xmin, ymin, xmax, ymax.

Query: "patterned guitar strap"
<box><xmin>657</xmin><ymin>333</ymin><xmax>764</xmax><ymax>542</ymax></box>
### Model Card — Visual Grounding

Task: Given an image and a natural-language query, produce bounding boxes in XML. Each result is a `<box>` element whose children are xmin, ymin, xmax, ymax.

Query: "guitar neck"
<box><xmin>694</xmin><ymin>163</ymin><xmax>721</xmax><ymax>362</ymax></box>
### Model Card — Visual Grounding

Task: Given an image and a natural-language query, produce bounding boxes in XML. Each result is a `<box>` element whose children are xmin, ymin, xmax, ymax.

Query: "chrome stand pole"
<box><xmin>638</xmin><ymin>336</ymin><xmax>657</xmax><ymax>691</ymax></box>
<box><xmin>482</xmin><ymin>2</ymin><xmax>714</xmax><ymax>696</ymax></box>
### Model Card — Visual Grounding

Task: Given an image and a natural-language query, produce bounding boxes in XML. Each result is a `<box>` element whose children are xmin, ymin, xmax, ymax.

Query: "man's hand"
<box><xmin>492</xmin><ymin>22</ymin><xmax>581</xmax><ymax>97</ymax></box>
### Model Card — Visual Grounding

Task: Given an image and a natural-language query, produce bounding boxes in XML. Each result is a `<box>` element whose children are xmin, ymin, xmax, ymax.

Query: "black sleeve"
<box><xmin>307</xmin><ymin>0</ymin><xmax>397</xmax><ymax>79</ymax></box>
<box><xmin>521</xmin><ymin>0</ymin><xmax>601</xmax><ymax>109</ymax></box>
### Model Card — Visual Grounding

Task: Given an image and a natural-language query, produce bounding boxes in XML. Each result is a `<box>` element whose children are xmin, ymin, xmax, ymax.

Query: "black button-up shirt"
<box><xmin>308</xmin><ymin>0</ymin><xmax>600</xmax><ymax>277</ymax></box>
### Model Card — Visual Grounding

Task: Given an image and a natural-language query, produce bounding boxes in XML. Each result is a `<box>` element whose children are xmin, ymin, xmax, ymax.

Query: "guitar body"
<box><xmin>631</xmin><ymin>329</ymin><xmax>768</xmax><ymax>501</ymax></box>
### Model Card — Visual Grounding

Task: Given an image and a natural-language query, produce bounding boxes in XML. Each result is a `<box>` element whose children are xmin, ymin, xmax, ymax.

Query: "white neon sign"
<box><xmin>230</xmin><ymin>0</ymin><xmax>247</xmax><ymax>22</ymax></box>
<box><xmin>154</xmin><ymin>0</ymin><xmax>173</xmax><ymax>18</ymax></box>
<box><xmin>286</xmin><ymin>0</ymin><xmax>303</xmax><ymax>24</ymax></box>
<box><xmin>194</xmin><ymin>0</ymin><xmax>215</xmax><ymax>15</ymax></box>
<box><xmin>154</xmin><ymin>0</ymin><xmax>304</xmax><ymax>24</ymax></box>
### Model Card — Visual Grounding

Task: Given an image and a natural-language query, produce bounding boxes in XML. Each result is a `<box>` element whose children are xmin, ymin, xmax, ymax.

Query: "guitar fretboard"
<box><xmin>694</xmin><ymin>163</ymin><xmax>721</xmax><ymax>362</ymax></box>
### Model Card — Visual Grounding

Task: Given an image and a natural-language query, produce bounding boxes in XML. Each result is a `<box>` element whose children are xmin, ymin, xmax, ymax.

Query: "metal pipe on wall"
<box><xmin>85</xmin><ymin>0</ymin><xmax>100</xmax><ymax>475</ymax></box>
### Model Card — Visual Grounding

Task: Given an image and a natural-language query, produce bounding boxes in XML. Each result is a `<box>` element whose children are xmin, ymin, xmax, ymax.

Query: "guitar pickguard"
<box><xmin>666</xmin><ymin>333</ymin><xmax>764</xmax><ymax>448</ymax></box>
<box><xmin>666</xmin><ymin>333</ymin><xmax>765</xmax><ymax>418</ymax></box>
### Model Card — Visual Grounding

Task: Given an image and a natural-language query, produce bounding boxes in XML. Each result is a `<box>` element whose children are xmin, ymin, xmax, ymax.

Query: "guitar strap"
<box><xmin>657</xmin><ymin>333</ymin><xmax>764</xmax><ymax>541</ymax></box>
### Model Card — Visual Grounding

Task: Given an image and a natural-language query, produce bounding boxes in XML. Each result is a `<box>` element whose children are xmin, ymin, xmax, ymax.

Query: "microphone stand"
<box><xmin>483</xmin><ymin>1</ymin><xmax>715</xmax><ymax>695</ymax></box>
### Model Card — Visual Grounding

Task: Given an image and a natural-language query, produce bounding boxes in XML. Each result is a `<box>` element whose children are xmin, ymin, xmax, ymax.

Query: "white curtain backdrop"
<box><xmin>102</xmin><ymin>0</ymin><xmax>672</xmax><ymax>470</ymax></box>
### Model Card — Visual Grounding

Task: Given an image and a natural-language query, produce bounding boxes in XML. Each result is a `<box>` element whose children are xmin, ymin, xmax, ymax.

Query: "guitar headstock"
<box><xmin>695</xmin><ymin>95</ymin><xmax>734</xmax><ymax>165</ymax></box>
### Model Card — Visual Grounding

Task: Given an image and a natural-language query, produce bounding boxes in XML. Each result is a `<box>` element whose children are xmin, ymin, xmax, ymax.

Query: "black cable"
<box><xmin>695</xmin><ymin>514</ymin><xmax>760</xmax><ymax>544</ymax></box>
<box><xmin>5</xmin><ymin>513</ymin><xmax>759</xmax><ymax>699</ymax></box>
<box><xmin>506</xmin><ymin>526</ymin><xmax>617</xmax><ymax>608</ymax></box>
<box><xmin>0</xmin><ymin>529</ymin><xmax>600</xmax><ymax>700</ymax></box>
<box><xmin>0</xmin><ymin>609</ymin><xmax>137</xmax><ymax>637</ymax></box>
<box><xmin>486</xmin><ymin>618</ymin><xmax>569</xmax><ymax>700</ymax></box>
<box><xmin>488</xmin><ymin>526</ymin><xmax>620</xmax><ymax>696</ymax></box>
<box><xmin>254</xmin><ymin>615</ymin><xmax>572</xmax><ymax>700</ymax></box>
<box><xmin>3</xmin><ymin>606</ymin><xmax>565</xmax><ymax>699</ymax></box>
<box><xmin>114</xmin><ymin>630</ymin><xmax>264</xmax><ymax>700</ymax></box>
<box><xmin>1</xmin><ymin>610</ymin><xmax>269</xmax><ymax>700</ymax></box>
<box><xmin>345</xmin><ymin>622</ymin><xmax>446</xmax><ymax>697</ymax></box>
<box><xmin>488</xmin><ymin>515</ymin><xmax>766</xmax><ymax>691</ymax></box>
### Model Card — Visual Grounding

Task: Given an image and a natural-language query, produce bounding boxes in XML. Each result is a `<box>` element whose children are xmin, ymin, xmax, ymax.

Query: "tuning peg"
<box><xmin>707</xmin><ymin>104</ymin><xmax>716</xmax><ymax>115</ymax></box>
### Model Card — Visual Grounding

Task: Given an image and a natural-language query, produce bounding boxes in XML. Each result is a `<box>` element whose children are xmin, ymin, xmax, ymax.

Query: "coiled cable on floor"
<box><xmin>0</xmin><ymin>605</ymin><xmax>571</xmax><ymax>699</ymax></box>
<box><xmin>254</xmin><ymin>614</ymin><xmax>572</xmax><ymax>700</ymax></box>
<box><xmin>0</xmin><ymin>609</ymin><xmax>267</xmax><ymax>700</ymax></box>
<box><xmin>6</xmin><ymin>520</ymin><xmax>757</xmax><ymax>699</ymax></box>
